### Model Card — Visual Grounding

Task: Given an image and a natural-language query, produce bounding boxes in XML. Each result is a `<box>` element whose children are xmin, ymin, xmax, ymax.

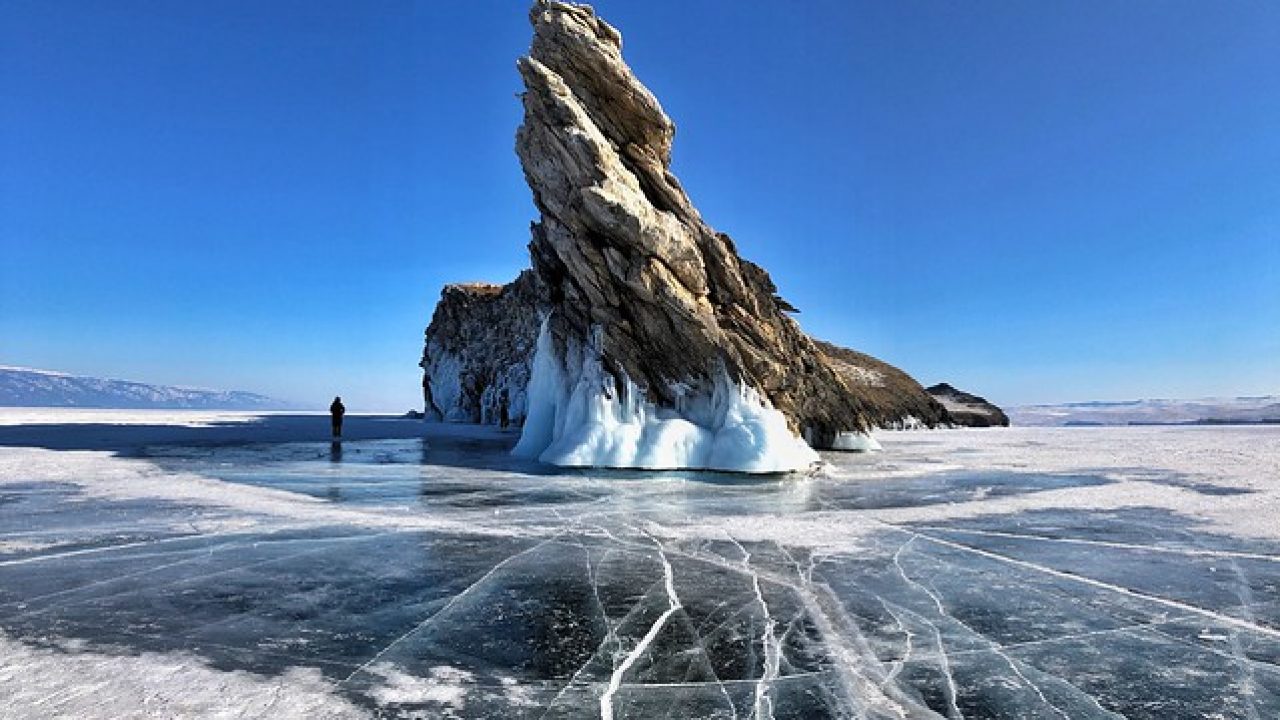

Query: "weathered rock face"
<box><xmin>419</xmin><ymin>1</ymin><xmax>968</xmax><ymax>469</ymax></box>
<box><xmin>514</xmin><ymin>1</ymin><xmax>886</xmax><ymax>451</ymax></box>
<box><xmin>420</xmin><ymin>271</ymin><xmax>540</xmax><ymax>424</ymax></box>
<box><xmin>419</xmin><ymin>271</ymin><xmax>946</xmax><ymax>435</ymax></box>
<box><xmin>814</xmin><ymin>341</ymin><xmax>949</xmax><ymax>428</ymax></box>
<box><xmin>927</xmin><ymin>383</ymin><xmax>1010</xmax><ymax>427</ymax></box>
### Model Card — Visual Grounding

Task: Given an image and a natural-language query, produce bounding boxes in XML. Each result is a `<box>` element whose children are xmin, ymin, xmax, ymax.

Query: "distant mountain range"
<box><xmin>1009</xmin><ymin>396</ymin><xmax>1280</xmax><ymax>427</ymax></box>
<box><xmin>0</xmin><ymin>366</ymin><xmax>291</xmax><ymax>410</ymax></box>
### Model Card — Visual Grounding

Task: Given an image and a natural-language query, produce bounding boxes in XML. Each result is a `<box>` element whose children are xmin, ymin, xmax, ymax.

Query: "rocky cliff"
<box><xmin>419</xmin><ymin>1</ymin><xmax>960</xmax><ymax>471</ymax></box>
<box><xmin>814</xmin><ymin>341</ymin><xmax>949</xmax><ymax>428</ymax></box>
<box><xmin>926</xmin><ymin>383</ymin><xmax>1010</xmax><ymax>427</ymax></box>
<box><xmin>420</xmin><ymin>271</ymin><xmax>540</xmax><ymax>424</ymax></box>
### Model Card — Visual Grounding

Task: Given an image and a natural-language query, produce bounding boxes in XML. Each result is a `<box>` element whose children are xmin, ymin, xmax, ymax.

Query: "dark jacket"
<box><xmin>330</xmin><ymin>400</ymin><xmax>345</xmax><ymax>417</ymax></box>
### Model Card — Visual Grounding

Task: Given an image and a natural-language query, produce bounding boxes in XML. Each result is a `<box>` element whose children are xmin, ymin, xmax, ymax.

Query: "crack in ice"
<box><xmin>5</xmin><ymin>531</ymin><xmax>393</xmax><ymax>617</ymax></box>
<box><xmin>727</xmin><ymin>534</ymin><xmax>780</xmax><ymax>720</ymax></box>
<box><xmin>921</xmin><ymin>574</ymin><xmax>1070</xmax><ymax>720</ymax></box>
<box><xmin>877</xmin><ymin>598</ymin><xmax>915</xmax><ymax>688</ymax></box>
<box><xmin>912</xmin><ymin>525</ymin><xmax>1280</xmax><ymax>564</ymax></box>
<box><xmin>599</xmin><ymin>534</ymin><xmax>682</xmax><ymax>720</ymax></box>
<box><xmin>0</xmin><ymin>530</ymin><xmax>249</xmax><ymax>568</ymax></box>
<box><xmin>1227</xmin><ymin>559</ymin><xmax>1264</xmax><ymax>720</ymax></box>
<box><xmin>9</xmin><ymin>536</ymin><xmax>394</xmax><ymax>624</ymax></box>
<box><xmin>898</xmin><ymin>526</ymin><xmax>1280</xmax><ymax>642</ymax></box>
<box><xmin>340</xmin><ymin>534</ymin><xmax>561</xmax><ymax>686</ymax></box>
<box><xmin>592</xmin><ymin>526</ymin><xmax>936</xmax><ymax>719</ymax></box>
<box><xmin>892</xmin><ymin>539</ymin><xmax>962</xmax><ymax>720</ymax></box>
<box><xmin>537</xmin><ymin>543</ymin><xmax>620</xmax><ymax>718</ymax></box>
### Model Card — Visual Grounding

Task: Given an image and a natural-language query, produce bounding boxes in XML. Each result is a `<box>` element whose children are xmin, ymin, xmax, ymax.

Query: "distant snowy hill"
<box><xmin>0</xmin><ymin>366</ymin><xmax>290</xmax><ymax>409</ymax></box>
<box><xmin>1009</xmin><ymin>396</ymin><xmax>1280</xmax><ymax>426</ymax></box>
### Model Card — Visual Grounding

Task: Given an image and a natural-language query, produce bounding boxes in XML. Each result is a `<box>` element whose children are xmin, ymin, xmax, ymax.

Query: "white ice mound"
<box><xmin>831</xmin><ymin>430</ymin><xmax>883</xmax><ymax>452</ymax></box>
<box><xmin>513</xmin><ymin>321</ymin><xmax>820</xmax><ymax>473</ymax></box>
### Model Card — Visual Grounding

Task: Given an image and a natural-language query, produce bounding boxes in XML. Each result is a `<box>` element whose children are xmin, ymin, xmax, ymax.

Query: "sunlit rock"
<box><xmin>420</xmin><ymin>1</ymin><xmax>959</xmax><ymax>470</ymax></box>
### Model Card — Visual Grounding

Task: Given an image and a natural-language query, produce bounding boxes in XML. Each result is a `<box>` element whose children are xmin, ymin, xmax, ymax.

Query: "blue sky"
<box><xmin>2</xmin><ymin>1</ymin><xmax>1277</xmax><ymax>410</ymax></box>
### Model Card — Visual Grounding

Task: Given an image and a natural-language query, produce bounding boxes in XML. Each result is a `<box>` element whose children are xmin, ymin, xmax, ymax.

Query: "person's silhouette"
<box><xmin>330</xmin><ymin>396</ymin><xmax>346</xmax><ymax>438</ymax></box>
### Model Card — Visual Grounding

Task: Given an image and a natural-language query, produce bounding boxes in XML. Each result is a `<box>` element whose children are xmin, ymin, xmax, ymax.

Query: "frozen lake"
<box><xmin>1</xmin><ymin>410</ymin><xmax>1277</xmax><ymax>718</ymax></box>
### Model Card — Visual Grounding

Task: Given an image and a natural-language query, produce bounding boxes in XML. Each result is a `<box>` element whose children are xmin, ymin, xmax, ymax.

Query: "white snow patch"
<box><xmin>0</xmin><ymin>631</ymin><xmax>367</xmax><ymax>719</ymax></box>
<box><xmin>499</xmin><ymin>675</ymin><xmax>541</xmax><ymax>708</ymax></box>
<box><xmin>859</xmin><ymin>426</ymin><xmax>1280</xmax><ymax>541</ymax></box>
<box><xmin>841</xmin><ymin>365</ymin><xmax>885</xmax><ymax>387</ymax></box>
<box><xmin>513</xmin><ymin>320</ymin><xmax>819</xmax><ymax>473</ymax></box>
<box><xmin>884</xmin><ymin>415</ymin><xmax>927</xmax><ymax>430</ymax></box>
<box><xmin>0</xmin><ymin>365</ymin><xmax>71</xmax><ymax>376</ymax></box>
<box><xmin>0</xmin><ymin>407</ymin><xmax>294</xmax><ymax>427</ymax></box>
<box><xmin>648</xmin><ymin>426</ymin><xmax>1280</xmax><ymax>550</ymax></box>
<box><xmin>0</xmin><ymin>538</ymin><xmax>61</xmax><ymax>554</ymax></box>
<box><xmin>366</xmin><ymin>663</ymin><xmax>473</xmax><ymax>710</ymax></box>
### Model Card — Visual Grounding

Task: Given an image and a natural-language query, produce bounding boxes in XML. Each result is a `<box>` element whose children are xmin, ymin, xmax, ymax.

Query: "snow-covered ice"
<box><xmin>1</xmin><ymin>410</ymin><xmax>1279</xmax><ymax>718</ymax></box>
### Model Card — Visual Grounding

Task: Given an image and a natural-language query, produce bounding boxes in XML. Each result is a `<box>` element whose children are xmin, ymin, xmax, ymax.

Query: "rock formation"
<box><xmin>926</xmin><ymin>383</ymin><xmax>1010</xmax><ymax>427</ymax></box>
<box><xmin>420</xmin><ymin>271</ymin><xmax>540</xmax><ymax>424</ymax></box>
<box><xmin>814</xmin><ymin>341</ymin><xmax>949</xmax><ymax>428</ymax></box>
<box><xmin>419</xmin><ymin>1</ymin><xmax>963</xmax><ymax>471</ymax></box>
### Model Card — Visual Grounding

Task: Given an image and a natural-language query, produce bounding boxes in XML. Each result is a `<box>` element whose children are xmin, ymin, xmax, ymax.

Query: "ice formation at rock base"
<box><xmin>830</xmin><ymin>430</ymin><xmax>884</xmax><ymax>452</ymax></box>
<box><xmin>514</xmin><ymin>321</ymin><xmax>824</xmax><ymax>473</ymax></box>
<box><xmin>422</xmin><ymin>1</ymin><xmax>967</xmax><ymax>473</ymax></box>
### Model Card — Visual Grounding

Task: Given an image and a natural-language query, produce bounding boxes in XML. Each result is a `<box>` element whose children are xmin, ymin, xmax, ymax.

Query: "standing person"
<box><xmin>330</xmin><ymin>396</ymin><xmax>346</xmax><ymax>438</ymax></box>
<box><xmin>498</xmin><ymin>391</ymin><xmax>510</xmax><ymax>430</ymax></box>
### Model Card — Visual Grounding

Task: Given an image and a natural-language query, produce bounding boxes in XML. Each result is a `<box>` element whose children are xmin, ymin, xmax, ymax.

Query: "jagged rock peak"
<box><xmin>419</xmin><ymin>2</ymin><xmax>963</xmax><ymax>471</ymax></box>
<box><xmin>512</xmin><ymin>0</ymin><xmax>904</xmax><ymax>468</ymax></box>
<box><xmin>524</xmin><ymin>3</ymin><xmax>674</xmax><ymax>167</ymax></box>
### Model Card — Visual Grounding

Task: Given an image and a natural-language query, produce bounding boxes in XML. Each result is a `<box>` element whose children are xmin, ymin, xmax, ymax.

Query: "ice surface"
<box><xmin>2</xmin><ymin>413</ymin><xmax>1279</xmax><ymax>718</ymax></box>
<box><xmin>514</xmin><ymin>322</ymin><xmax>820</xmax><ymax>473</ymax></box>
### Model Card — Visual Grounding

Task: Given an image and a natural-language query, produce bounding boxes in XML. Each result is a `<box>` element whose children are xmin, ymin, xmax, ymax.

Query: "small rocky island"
<box><xmin>421</xmin><ymin>2</ymin><xmax>1004</xmax><ymax>471</ymax></box>
<box><xmin>927</xmin><ymin>383</ymin><xmax>1011</xmax><ymax>427</ymax></box>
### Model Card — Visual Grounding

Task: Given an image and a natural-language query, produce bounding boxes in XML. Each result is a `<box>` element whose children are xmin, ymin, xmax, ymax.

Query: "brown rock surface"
<box><xmin>516</xmin><ymin>1</ymin><xmax>892</xmax><ymax>448</ymax></box>
<box><xmin>814</xmin><ymin>341</ymin><xmax>949</xmax><ymax>428</ymax></box>
<box><xmin>927</xmin><ymin>383</ymin><xmax>1010</xmax><ymax>427</ymax></box>
<box><xmin>420</xmin><ymin>271</ymin><xmax>540</xmax><ymax>424</ymax></box>
<box><xmin>419</xmin><ymin>1</ymin><xmax>959</xmax><ymax>462</ymax></box>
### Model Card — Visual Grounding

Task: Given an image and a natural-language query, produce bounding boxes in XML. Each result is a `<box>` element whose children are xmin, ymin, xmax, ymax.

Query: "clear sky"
<box><xmin>2</xmin><ymin>1</ymin><xmax>1277</xmax><ymax>410</ymax></box>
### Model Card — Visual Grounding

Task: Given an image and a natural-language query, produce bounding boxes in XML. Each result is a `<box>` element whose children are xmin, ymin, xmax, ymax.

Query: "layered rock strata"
<box><xmin>420</xmin><ymin>1</ymin><xmax>959</xmax><ymax>471</ymax></box>
<box><xmin>512</xmin><ymin>2</ymin><xmax>880</xmax><ymax>471</ymax></box>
